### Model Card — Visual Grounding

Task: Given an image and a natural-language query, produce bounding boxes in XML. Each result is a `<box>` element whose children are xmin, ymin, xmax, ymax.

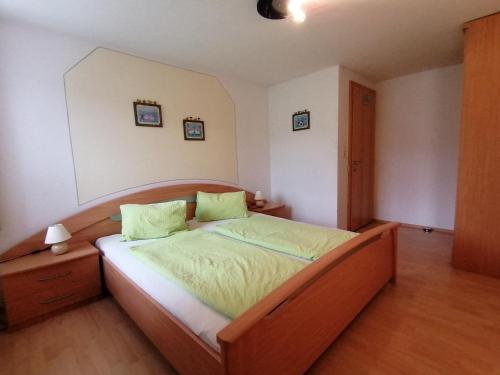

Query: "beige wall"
<box><xmin>337</xmin><ymin>67</ymin><xmax>376</xmax><ymax>229</ymax></box>
<box><xmin>65</xmin><ymin>48</ymin><xmax>238</xmax><ymax>204</ymax></box>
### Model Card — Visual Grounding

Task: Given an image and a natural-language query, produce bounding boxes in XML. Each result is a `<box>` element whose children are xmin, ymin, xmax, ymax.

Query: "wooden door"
<box><xmin>348</xmin><ymin>81</ymin><xmax>375</xmax><ymax>231</ymax></box>
<box><xmin>452</xmin><ymin>13</ymin><xmax>500</xmax><ymax>278</ymax></box>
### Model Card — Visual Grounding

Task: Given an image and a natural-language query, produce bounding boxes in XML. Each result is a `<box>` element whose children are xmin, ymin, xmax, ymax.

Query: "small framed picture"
<box><xmin>133</xmin><ymin>101</ymin><xmax>163</xmax><ymax>127</ymax></box>
<box><xmin>183</xmin><ymin>119</ymin><xmax>205</xmax><ymax>141</ymax></box>
<box><xmin>292</xmin><ymin>110</ymin><xmax>310</xmax><ymax>131</ymax></box>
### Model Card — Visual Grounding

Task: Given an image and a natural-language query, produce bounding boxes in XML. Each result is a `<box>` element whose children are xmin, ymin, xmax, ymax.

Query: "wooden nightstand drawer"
<box><xmin>2</xmin><ymin>255</ymin><xmax>99</xmax><ymax>301</ymax></box>
<box><xmin>0</xmin><ymin>242</ymin><xmax>102</xmax><ymax>328</ymax></box>
<box><xmin>5</xmin><ymin>278</ymin><xmax>101</xmax><ymax>325</ymax></box>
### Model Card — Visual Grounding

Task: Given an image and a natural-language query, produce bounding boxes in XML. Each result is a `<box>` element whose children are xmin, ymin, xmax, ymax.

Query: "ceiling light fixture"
<box><xmin>287</xmin><ymin>0</ymin><xmax>306</xmax><ymax>23</ymax></box>
<box><xmin>257</xmin><ymin>0</ymin><xmax>306</xmax><ymax>23</ymax></box>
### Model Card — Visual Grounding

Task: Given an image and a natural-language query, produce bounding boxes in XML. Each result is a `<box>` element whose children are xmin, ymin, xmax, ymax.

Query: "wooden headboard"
<box><xmin>0</xmin><ymin>184</ymin><xmax>255</xmax><ymax>263</ymax></box>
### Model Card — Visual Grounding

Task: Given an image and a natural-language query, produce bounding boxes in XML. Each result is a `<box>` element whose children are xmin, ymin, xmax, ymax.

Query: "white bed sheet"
<box><xmin>95</xmin><ymin>216</ymin><xmax>250</xmax><ymax>351</ymax></box>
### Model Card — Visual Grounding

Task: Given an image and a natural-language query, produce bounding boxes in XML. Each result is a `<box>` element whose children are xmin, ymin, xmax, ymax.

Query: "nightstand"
<box><xmin>0</xmin><ymin>241</ymin><xmax>101</xmax><ymax>329</ymax></box>
<box><xmin>249</xmin><ymin>202</ymin><xmax>289</xmax><ymax>219</ymax></box>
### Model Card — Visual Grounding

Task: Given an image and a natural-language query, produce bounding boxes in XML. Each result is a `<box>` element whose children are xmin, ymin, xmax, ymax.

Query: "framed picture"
<box><xmin>133</xmin><ymin>101</ymin><xmax>163</xmax><ymax>127</ymax></box>
<box><xmin>183</xmin><ymin>119</ymin><xmax>205</xmax><ymax>141</ymax></box>
<box><xmin>292</xmin><ymin>110</ymin><xmax>310</xmax><ymax>131</ymax></box>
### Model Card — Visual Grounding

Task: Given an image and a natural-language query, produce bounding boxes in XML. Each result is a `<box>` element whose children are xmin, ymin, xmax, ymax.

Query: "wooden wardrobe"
<box><xmin>453</xmin><ymin>12</ymin><xmax>500</xmax><ymax>278</ymax></box>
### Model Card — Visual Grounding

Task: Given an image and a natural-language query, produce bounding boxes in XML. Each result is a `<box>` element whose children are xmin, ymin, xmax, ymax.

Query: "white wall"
<box><xmin>219</xmin><ymin>76</ymin><xmax>270</xmax><ymax>197</ymax></box>
<box><xmin>337</xmin><ymin>67</ymin><xmax>376</xmax><ymax>229</ymax></box>
<box><xmin>269</xmin><ymin>66</ymin><xmax>340</xmax><ymax>227</ymax></box>
<box><xmin>375</xmin><ymin>65</ymin><xmax>462</xmax><ymax>230</ymax></box>
<box><xmin>0</xmin><ymin>20</ymin><xmax>270</xmax><ymax>253</ymax></box>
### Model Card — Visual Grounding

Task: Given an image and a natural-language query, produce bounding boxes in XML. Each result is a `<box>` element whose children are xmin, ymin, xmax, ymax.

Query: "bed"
<box><xmin>1</xmin><ymin>183</ymin><xmax>399</xmax><ymax>375</ymax></box>
<box><xmin>96</xmin><ymin>214</ymin><xmax>318</xmax><ymax>351</ymax></box>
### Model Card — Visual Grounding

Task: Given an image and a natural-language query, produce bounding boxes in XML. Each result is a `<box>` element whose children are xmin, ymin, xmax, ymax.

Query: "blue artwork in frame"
<box><xmin>292</xmin><ymin>110</ymin><xmax>310</xmax><ymax>131</ymax></box>
<box><xmin>134</xmin><ymin>101</ymin><xmax>163</xmax><ymax>127</ymax></box>
<box><xmin>183</xmin><ymin>118</ymin><xmax>205</xmax><ymax>141</ymax></box>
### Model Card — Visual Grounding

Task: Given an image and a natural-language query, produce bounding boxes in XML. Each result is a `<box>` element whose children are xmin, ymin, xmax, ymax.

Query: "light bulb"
<box><xmin>287</xmin><ymin>0</ymin><xmax>306</xmax><ymax>23</ymax></box>
<box><xmin>292</xmin><ymin>9</ymin><xmax>306</xmax><ymax>23</ymax></box>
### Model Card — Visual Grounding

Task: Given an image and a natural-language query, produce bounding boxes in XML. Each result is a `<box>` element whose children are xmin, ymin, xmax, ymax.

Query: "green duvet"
<box><xmin>129</xmin><ymin>229</ymin><xmax>304</xmax><ymax>319</ymax></box>
<box><xmin>215</xmin><ymin>214</ymin><xmax>358</xmax><ymax>261</ymax></box>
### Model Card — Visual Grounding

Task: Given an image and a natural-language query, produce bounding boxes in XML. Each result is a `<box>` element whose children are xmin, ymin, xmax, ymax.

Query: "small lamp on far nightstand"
<box><xmin>254</xmin><ymin>191</ymin><xmax>265</xmax><ymax>208</ymax></box>
<box><xmin>45</xmin><ymin>224</ymin><xmax>72</xmax><ymax>255</ymax></box>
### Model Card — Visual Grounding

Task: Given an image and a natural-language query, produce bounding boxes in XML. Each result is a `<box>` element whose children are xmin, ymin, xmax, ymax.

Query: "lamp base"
<box><xmin>255</xmin><ymin>199</ymin><xmax>265</xmax><ymax>208</ymax></box>
<box><xmin>51</xmin><ymin>242</ymin><xmax>69</xmax><ymax>255</ymax></box>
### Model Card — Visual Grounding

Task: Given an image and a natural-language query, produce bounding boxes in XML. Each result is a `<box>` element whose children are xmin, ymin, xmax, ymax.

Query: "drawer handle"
<box><xmin>37</xmin><ymin>271</ymin><xmax>72</xmax><ymax>282</ymax></box>
<box><xmin>40</xmin><ymin>293</ymin><xmax>75</xmax><ymax>305</ymax></box>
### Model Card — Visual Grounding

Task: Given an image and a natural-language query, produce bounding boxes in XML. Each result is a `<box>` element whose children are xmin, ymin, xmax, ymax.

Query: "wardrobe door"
<box><xmin>453</xmin><ymin>13</ymin><xmax>500</xmax><ymax>278</ymax></box>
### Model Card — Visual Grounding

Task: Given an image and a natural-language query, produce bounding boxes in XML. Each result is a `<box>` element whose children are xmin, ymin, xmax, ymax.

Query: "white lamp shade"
<box><xmin>45</xmin><ymin>224</ymin><xmax>72</xmax><ymax>244</ymax></box>
<box><xmin>254</xmin><ymin>191</ymin><xmax>264</xmax><ymax>200</ymax></box>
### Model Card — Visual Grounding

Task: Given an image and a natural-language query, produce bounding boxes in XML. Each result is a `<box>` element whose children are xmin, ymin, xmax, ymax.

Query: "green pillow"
<box><xmin>195</xmin><ymin>191</ymin><xmax>249</xmax><ymax>222</ymax></box>
<box><xmin>120</xmin><ymin>200</ymin><xmax>188</xmax><ymax>241</ymax></box>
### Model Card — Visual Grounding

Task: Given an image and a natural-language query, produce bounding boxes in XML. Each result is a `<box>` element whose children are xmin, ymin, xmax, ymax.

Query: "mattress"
<box><xmin>96</xmin><ymin>217</ymin><xmax>241</xmax><ymax>351</ymax></box>
<box><xmin>96</xmin><ymin>214</ymin><xmax>311</xmax><ymax>351</ymax></box>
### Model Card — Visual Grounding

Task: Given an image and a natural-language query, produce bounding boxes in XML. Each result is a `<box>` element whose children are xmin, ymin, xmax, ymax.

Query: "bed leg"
<box><xmin>390</xmin><ymin>226</ymin><xmax>399</xmax><ymax>284</ymax></box>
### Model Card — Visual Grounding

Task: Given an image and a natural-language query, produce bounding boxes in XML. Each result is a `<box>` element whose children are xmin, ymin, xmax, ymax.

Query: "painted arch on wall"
<box><xmin>65</xmin><ymin>48</ymin><xmax>238</xmax><ymax>204</ymax></box>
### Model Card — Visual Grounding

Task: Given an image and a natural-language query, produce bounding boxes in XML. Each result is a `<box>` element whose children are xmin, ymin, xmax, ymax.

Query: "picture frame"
<box><xmin>133</xmin><ymin>101</ymin><xmax>163</xmax><ymax>127</ymax></box>
<box><xmin>183</xmin><ymin>119</ymin><xmax>205</xmax><ymax>141</ymax></box>
<box><xmin>292</xmin><ymin>110</ymin><xmax>310</xmax><ymax>131</ymax></box>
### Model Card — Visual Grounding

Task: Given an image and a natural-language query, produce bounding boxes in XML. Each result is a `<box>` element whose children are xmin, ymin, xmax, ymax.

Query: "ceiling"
<box><xmin>0</xmin><ymin>0</ymin><xmax>498</xmax><ymax>85</ymax></box>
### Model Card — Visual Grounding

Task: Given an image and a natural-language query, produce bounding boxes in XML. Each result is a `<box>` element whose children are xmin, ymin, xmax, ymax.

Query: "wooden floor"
<box><xmin>1</xmin><ymin>227</ymin><xmax>500</xmax><ymax>375</ymax></box>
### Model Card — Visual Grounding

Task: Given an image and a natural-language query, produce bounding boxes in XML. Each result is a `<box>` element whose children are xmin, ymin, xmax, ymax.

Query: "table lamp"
<box><xmin>254</xmin><ymin>191</ymin><xmax>265</xmax><ymax>208</ymax></box>
<box><xmin>45</xmin><ymin>224</ymin><xmax>72</xmax><ymax>255</ymax></box>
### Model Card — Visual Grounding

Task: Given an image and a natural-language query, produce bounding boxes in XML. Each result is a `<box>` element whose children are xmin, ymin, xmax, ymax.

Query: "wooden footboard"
<box><xmin>218</xmin><ymin>222</ymin><xmax>399</xmax><ymax>375</ymax></box>
<box><xmin>103</xmin><ymin>257</ymin><xmax>224</xmax><ymax>375</ymax></box>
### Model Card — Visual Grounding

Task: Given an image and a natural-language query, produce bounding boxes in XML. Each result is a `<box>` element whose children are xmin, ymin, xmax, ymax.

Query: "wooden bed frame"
<box><xmin>1</xmin><ymin>183</ymin><xmax>399</xmax><ymax>375</ymax></box>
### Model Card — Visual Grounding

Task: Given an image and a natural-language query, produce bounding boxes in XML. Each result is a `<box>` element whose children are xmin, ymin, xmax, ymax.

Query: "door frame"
<box><xmin>347</xmin><ymin>80</ymin><xmax>376</xmax><ymax>231</ymax></box>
